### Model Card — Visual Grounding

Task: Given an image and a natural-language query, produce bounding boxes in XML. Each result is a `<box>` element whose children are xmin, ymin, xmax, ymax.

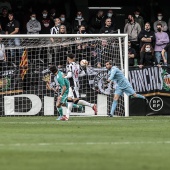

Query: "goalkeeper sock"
<box><xmin>136</xmin><ymin>94</ymin><xmax>145</xmax><ymax>99</ymax></box>
<box><xmin>57</xmin><ymin>107</ymin><xmax>63</xmax><ymax>116</ymax></box>
<box><xmin>110</xmin><ymin>100</ymin><xmax>118</xmax><ymax>116</ymax></box>
<box><xmin>66</xmin><ymin>102</ymin><xmax>73</xmax><ymax>118</ymax></box>
<box><xmin>77</xmin><ymin>100</ymin><xmax>93</xmax><ymax>107</ymax></box>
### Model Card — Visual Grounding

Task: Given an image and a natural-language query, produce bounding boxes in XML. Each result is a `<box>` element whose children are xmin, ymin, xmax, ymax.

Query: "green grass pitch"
<box><xmin>0</xmin><ymin>116</ymin><xmax>170</xmax><ymax>170</ymax></box>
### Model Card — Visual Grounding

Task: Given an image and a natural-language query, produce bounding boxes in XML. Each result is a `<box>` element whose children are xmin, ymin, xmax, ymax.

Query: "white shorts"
<box><xmin>68</xmin><ymin>87</ymin><xmax>79</xmax><ymax>99</ymax></box>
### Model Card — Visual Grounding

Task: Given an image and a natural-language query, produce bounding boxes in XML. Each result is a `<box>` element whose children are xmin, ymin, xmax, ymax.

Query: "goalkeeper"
<box><xmin>105</xmin><ymin>60</ymin><xmax>147</xmax><ymax>117</ymax></box>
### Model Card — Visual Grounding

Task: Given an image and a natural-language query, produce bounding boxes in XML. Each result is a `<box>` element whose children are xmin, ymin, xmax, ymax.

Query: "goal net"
<box><xmin>0</xmin><ymin>34</ymin><xmax>128</xmax><ymax>117</ymax></box>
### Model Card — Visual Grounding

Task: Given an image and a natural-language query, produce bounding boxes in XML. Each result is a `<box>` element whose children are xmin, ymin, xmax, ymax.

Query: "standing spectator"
<box><xmin>124</xmin><ymin>14</ymin><xmax>141</xmax><ymax>62</ymax></box>
<box><xmin>6</xmin><ymin>12</ymin><xmax>22</xmax><ymax>62</ymax></box>
<box><xmin>134</xmin><ymin>9</ymin><xmax>144</xmax><ymax>29</ymax></box>
<box><xmin>50</xmin><ymin>17</ymin><xmax>61</xmax><ymax>43</ymax></box>
<box><xmin>0</xmin><ymin>39</ymin><xmax>6</xmax><ymax>71</ymax></box>
<box><xmin>0</xmin><ymin>22</ymin><xmax>5</xmax><ymax>34</ymax></box>
<box><xmin>59</xmin><ymin>14</ymin><xmax>72</xmax><ymax>34</ymax></box>
<box><xmin>101</xmin><ymin>9</ymin><xmax>116</xmax><ymax>30</ymax></box>
<box><xmin>128</xmin><ymin>40</ymin><xmax>136</xmax><ymax>66</ymax></box>
<box><xmin>154</xmin><ymin>23</ymin><xmax>169</xmax><ymax>64</ymax></box>
<box><xmin>88</xmin><ymin>10</ymin><xmax>104</xmax><ymax>33</ymax></box>
<box><xmin>153</xmin><ymin>12</ymin><xmax>168</xmax><ymax>32</ymax></box>
<box><xmin>0</xmin><ymin>0</ymin><xmax>11</xmax><ymax>14</ymax></box>
<box><xmin>0</xmin><ymin>8</ymin><xmax>9</xmax><ymax>31</ymax></box>
<box><xmin>139</xmin><ymin>43</ymin><xmax>157</xmax><ymax>68</ymax></box>
<box><xmin>138</xmin><ymin>22</ymin><xmax>155</xmax><ymax>49</ymax></box>
<box><xmin>99</xmin><ymin>18</ymin><xmax>115</xmax><ymax>34</ymax></box>
<box><xmin>39</xmin><ymin>9</ymin><xmax>53</xmax><ymax>34</ymax></box>
<box><xmin>72</xmin><ymin>11</ymin><xmax>88</xmax><ymax>33</ymax></box>
<box><xmin>168</xmin><ymin>18</ymin><xmax>170</xmax><ymax>32</ymax></box>
<box><xmin>161</xmin><ymin>43</ymin><xmax>170</xmax><ymax>66</ymax></box>
<box><xmin>49</xmin><ymin>8</ymin><xmax>57</xmax><ymax>21</ymax></box>
<box><xmin>26</xmin><ymin>12</ymin><xmax>41</xmax><ymax>34</ymax></box>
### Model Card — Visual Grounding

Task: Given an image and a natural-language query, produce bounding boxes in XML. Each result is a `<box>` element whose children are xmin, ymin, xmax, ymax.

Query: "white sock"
<box><xmin>66</xmin><ymin>102</ymin><xmax>73</xmax><ymax>118</ymax></box>
<box><xmin>77</xmin><ymin>100</ymin><xmax>94</xmax><ymax>108</ymax></box>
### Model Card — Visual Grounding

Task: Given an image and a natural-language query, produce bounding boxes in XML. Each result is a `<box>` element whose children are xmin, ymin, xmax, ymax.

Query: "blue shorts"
<box><xmin>114</xmin><ymin>86</ymin><xmax>135</xmax><ymax>96</ymax></box>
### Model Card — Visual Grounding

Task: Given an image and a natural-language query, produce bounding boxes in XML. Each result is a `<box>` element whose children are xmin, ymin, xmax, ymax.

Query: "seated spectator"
<box><xmin>99</xmin><ymin>18</ymin><xmax>115</xmax><ymax>34</ymax></box>
<box><xmin>134</xmin><ymin>9</ymin><xmax>144</xmax><ymax>29</ymax></box>
<box><xmin>139</xmin><ymin>43</ymin><xmax>157</xmax><ymax>68</ymax></box>
<box><xmin>59</xmin><ymin>25</ymin><xmax>67</xmax><ymax>34</ymax></box>
<box><xmin>77</xmin><ymin>25</ymin><xmax>87</xmax><ymax>34</ymax></box>
<box><xmin>72</xmin><ymin>11</ymin><xmax>88</xmax><ymax>33</ymax></box>
<box><xmin>138</xmin><ymin>22</ymin><xmax>155</xmax><ymax>49</ymax></box>
<box><xmin>0</xmin><ymin>7</ymin><xmax>9</xmax><ymax>31</ymax></box>
<box><xmin>26</xmin><ymin>12</ymin><xmax>41</xmax><ymax>34</ymax></box>
<box><xmin>153</xmin><ymin>12</ymin><xmax>168</xmax><ymax>32</ymax></box>
<box><xmin>128</xmin><ymin>40</ymin><xmax>136</xmax><ymax>66</ymax></box>
<box><xmin>88</xmin><ymin>10</ymin><xmax>104</xmax><ymax>33</ymax></box>
<box><xmin>154</xmin><ymin>23</ymin><xmax>169</xmax><ymax>64</ymax></box>
<box><xmin>59</xmin><ymin>13</ymin><xmax>72</xmax><ymax>34</ymax></box>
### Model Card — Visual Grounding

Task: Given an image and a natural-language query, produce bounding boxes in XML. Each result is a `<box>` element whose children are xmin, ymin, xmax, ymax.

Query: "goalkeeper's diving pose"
<box><xmin>105</xmin><ymin>60</ymin><xmax>147</xmax><ymax>117</ymax></box>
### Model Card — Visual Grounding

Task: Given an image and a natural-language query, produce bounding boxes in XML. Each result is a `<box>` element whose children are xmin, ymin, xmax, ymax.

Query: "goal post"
<box><xmin>0</xmin><ymin>33</ymin><xmax>129</xmax><ymax>117</ymax></box>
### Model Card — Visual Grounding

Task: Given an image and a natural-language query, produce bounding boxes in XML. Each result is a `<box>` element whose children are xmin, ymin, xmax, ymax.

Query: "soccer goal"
<box><xmin>0</xmin><ymin>33</ymin><xmax>128</xmax><ymax>117</ymax></box>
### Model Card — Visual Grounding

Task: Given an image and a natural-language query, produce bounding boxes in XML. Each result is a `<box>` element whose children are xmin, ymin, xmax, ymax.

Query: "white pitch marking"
<box><xmin>0</xmin><ymin>141</ymin><xmax>170</xmax><ymax>147</ymax></box>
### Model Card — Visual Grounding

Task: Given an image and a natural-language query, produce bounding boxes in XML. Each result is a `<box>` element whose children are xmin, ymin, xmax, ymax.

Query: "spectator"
<box><xmin>161</xmin><ymin>43</ymin><xmax>170</xmax><ymax>66</ymax></box>
<box><xmin>77</xmin><ymin>25</ymin><xmax>87</xmax><ymax>34</ymax></box>
<box><xmin>168</xmin><ymin>18</ymin><xmax>170</xmax><ymax>32</ymax></box>
<box><xmin>58</xmin><ymin>25</ymin><xmax>67</xmax><ymax>42</ymax></box>
<box><xmin>138</xmin><ymin>22</ymin><xmax>155</xmax><ymax>49</ymax></box>
<box><xmin>59</xmin><ymin>13</ymin><xmax>72</xmax><ymax>34</ymax></box>
<box><xmin>72</xmin><ymin>11</ymin><xmax>88</xmax><ymax>33</ymax></box>
<box><xmin>6</xmin><ymin>12</ymin><xmax>22</xmax><ymax>62</ymax></box>
<box><xmin>0</xmin><ymin>23</ymin><xmax>5</xmax><ymax>34</ymax></box>
<box><xmin>101</xmin><ymin>9</ymin><xmax>116</xmax><ymax>30</ymax></box>
<box><xmin>154</xmin><ymin>23</ymin><xmax>169</xmax><ymax>64</ymax></box>
<box><xmin>99</xmin><ymin>18</ymin><xmax>115</xmax><ymax>34</ymax></box>
<box><xmin>95</xmin><ymin>39</ymin><xmax>112</xmax><ymax>67</ymax></box>
<box><xmin>59</xmin><ymin>25</ymin><xmax>67</xmax><ymax>34</ymax></box>
<box><xmin>139</xmin><ymin>43</ymin><xmax>157</xmax><ymax>68</ymax></box>
<box><xmin>50</xmin><ymin>18</ymin><xmax>61</xmax><ymax>43</ymax></box>
<box><xmin>124</xmin><ymin>14</ymin><xmax>141</xmax><ymax>62</ymax></box>
<box><xmin>49</xmin><ymin>8</ymin><xmax>57</xmax><ymax>21</ymax></box>
<box><xmin>0</xmin><ymin>8</ymin><xmax>9</xmax><ymax>31</ymax></box>
<box><xmin>0</xmin><ymin>39</ymin><xmax>6</xmax><ymax>71</ymax></box>
<box><xmin>153</xmin><ymin>12</ymin><xmax>168</xmax><ymax>32</ymax></box>
<box><xmin>39</xmin><ymin>9</ymin><xmax>53</xmax><ymax>34</ymax></box>
<box><xmin>134</xmin><ymin>9</ymin><xmax>144</xmax><ymax>29</ymax></box>
<box><xmin>26</xmin><ymin>12</ymin><xmax>41</xmax><ymax>34</ymax></box>
<box><xmin>0</xmin><ymin>0</ymin><xmax>11</xmax><ymax>14</ymax></box>
<box><xmin>88</xmin><ymin>10</ymin><xmax>104</xmax><ymax>33</ymax></box>
<box><xmin>128</xmin><ymin>40</ymin><xmax>136</xmax><ymax>66</ymax></box>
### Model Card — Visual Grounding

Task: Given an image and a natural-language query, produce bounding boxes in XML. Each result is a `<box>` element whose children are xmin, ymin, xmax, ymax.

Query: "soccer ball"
<box><xmin>80</xmin><ymin>59</ymin><xmax>88</xmax><ymax>67</ymax></box>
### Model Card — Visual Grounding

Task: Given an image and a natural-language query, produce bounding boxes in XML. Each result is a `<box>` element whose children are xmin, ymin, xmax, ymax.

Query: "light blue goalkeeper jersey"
<box><xmin>108</xmin><ymin>66</ymin><xmax>131</xmax><ymax>89</ymax></box>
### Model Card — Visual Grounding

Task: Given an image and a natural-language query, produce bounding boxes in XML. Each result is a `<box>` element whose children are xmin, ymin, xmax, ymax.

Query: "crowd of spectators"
<box><xmin>0</xmin><ymin>0</ymin><xmax>170</xmax><ymax>69</ymax></box>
